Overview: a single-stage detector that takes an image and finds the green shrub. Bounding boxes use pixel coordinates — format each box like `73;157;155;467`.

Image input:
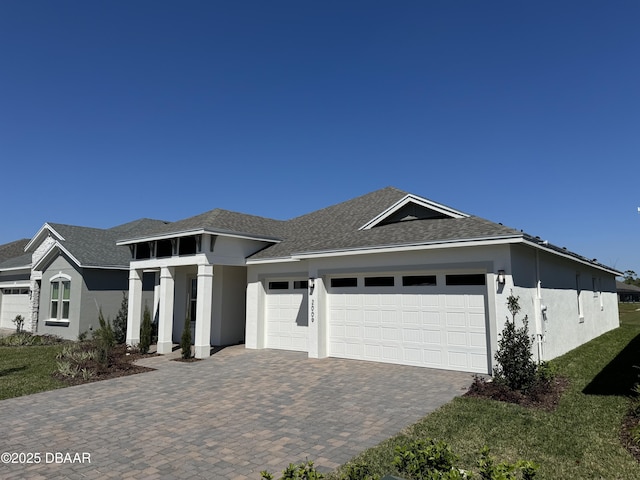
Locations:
113;292;128;345
92;308;115;365
0;332;64;346
12;314;25;333
261;460;324;480
393;438;461;479
493;293;538;392
181;312;192;359
340;463;380;480
477;447;538;480
139;304;152;354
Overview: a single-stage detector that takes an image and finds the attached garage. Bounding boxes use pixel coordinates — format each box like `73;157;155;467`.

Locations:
327;273;489;373
0;287;30;330
265;278;309;352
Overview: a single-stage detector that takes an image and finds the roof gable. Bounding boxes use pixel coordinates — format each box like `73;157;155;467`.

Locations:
360;194;468;230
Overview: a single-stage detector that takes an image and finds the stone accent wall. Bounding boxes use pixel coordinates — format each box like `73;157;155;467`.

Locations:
25;235;56;333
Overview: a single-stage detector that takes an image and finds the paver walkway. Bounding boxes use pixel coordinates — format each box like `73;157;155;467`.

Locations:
1;346;473;479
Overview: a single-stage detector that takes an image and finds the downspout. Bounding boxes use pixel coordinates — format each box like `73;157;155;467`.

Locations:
534;249;544;362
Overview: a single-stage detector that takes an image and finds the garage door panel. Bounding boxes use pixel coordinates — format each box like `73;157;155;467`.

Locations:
423;329;442;344
328;274;489;374
402;328;421;342
364;326;381;340
402;311;420;325
469;312;486;328
422;311;440;325
445;312;466;327
265;280;308;352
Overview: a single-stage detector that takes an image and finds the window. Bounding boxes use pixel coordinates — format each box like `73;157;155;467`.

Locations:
268;281;289;290
2;288;29;295
50;278;71;320
364;276;394;287
179;236;197;255
188;278;197;321
402;275;437;286
293;280;309;290
445;274;486;286
135;242;151;260
330;277;358;288
156;239;172;258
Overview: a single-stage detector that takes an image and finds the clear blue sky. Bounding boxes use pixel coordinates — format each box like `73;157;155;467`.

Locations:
1;1;638;275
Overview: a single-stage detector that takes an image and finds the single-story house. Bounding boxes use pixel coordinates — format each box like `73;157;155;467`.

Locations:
0;219;166;339
617;281;640;303
119;187;620;374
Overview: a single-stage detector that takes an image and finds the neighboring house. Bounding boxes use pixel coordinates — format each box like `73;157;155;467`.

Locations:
119;187;621;374
0;239;31;330
3;219;167;340
617;281;640;303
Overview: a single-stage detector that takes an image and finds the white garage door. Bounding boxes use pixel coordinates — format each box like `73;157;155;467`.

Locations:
328;273;489;373
265;279;309;352
1;288;30;330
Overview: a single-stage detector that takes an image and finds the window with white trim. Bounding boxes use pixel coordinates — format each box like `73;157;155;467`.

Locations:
50;278;71;320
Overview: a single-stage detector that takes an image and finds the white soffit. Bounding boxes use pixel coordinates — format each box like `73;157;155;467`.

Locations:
359;194;468;230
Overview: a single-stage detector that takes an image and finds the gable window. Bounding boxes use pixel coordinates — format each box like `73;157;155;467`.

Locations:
50;276;71;320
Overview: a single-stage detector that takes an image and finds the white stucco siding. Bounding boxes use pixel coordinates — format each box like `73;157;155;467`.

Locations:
509;245;619;361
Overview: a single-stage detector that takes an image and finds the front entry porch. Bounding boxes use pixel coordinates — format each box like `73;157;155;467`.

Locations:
125;262;247;359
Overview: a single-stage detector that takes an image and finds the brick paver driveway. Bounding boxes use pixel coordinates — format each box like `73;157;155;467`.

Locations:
1;346;473;479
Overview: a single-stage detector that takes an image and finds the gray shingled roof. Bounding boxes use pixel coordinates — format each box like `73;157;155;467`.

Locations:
0;239;29;263
617;281;640;294
249;187;521;259
116;209;287;243
43;219;169;268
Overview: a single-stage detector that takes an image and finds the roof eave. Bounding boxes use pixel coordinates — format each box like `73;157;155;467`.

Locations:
521;238;623;276
117;228;282;246
247;235;523;263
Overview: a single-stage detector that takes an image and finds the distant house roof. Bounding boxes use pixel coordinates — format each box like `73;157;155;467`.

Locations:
113;186;619;275
0;239;29;263
617;281;640;294
0;239;31;271
27;219;169;269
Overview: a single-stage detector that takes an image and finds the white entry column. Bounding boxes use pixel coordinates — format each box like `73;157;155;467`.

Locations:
157;266;175;354
194;264;214;358
125;268;143;346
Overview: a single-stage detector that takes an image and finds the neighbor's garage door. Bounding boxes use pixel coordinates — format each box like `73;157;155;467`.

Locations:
265;279;309;352
0;287;30;330
327;273;489;373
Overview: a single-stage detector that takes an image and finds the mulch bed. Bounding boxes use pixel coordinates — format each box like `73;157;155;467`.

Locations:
171;357;202;363
464;376;570;411
52;344;157;386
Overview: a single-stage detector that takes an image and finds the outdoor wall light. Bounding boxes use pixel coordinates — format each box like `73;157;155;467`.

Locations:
308;278;316;289
497;270;506;285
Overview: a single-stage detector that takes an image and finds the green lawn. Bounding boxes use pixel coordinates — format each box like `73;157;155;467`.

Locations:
330;303;640;479
0;344;66;400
